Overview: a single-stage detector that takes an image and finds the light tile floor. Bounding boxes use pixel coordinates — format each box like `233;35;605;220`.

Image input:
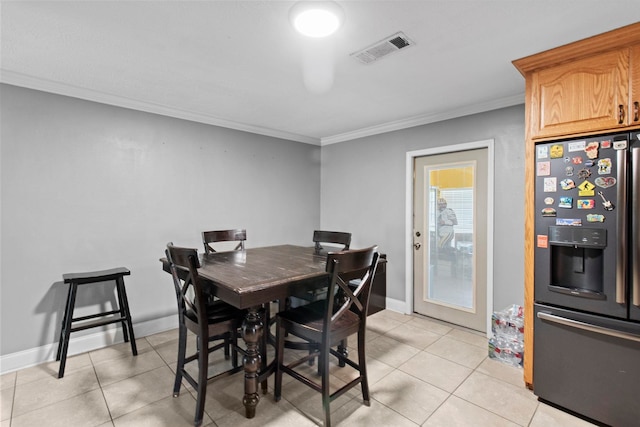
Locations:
0;310;598;427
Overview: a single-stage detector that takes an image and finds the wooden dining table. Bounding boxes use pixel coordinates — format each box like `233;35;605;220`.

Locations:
160;244;332;418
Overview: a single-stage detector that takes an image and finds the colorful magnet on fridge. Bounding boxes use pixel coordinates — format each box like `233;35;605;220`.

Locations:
586;214;605;223
597;158;612;175
568;141;586;152
572;157;583;164
537;162;551;176
565;166;574;176
537;145;549;159
595;177;616;188
578;180;596;196
556;218;582;226
598;191;615;211
613;140;628;150
577;168;592;179
584;160;594;167
600;140;611;149
564;157;571;163
537;235;549;248
577;199;596;209
544;177;557;192
558;197;573;208
541;208;557;217
550;144;564;158
544;197;555;205
560;179;576;190
585;142;599;159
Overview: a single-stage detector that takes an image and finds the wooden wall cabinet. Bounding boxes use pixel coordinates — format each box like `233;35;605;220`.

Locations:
513;22;640;388
530;48;631;138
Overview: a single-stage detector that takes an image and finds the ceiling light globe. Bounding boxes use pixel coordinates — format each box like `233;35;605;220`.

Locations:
290;2;344;38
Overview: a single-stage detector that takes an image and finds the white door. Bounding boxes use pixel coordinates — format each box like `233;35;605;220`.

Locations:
413;147;490;332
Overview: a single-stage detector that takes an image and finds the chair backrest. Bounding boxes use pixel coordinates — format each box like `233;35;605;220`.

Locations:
313;230;351;255
166;243;207;329
323;246;379;336
202;229;247;254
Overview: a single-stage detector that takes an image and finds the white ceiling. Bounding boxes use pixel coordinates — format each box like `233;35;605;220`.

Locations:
2;1;639;145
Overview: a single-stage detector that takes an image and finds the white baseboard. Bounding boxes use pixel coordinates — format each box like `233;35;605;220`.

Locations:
0;315;177;375
385;297;410;314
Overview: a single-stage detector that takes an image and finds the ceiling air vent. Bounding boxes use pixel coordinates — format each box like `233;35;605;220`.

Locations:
351;32;414;64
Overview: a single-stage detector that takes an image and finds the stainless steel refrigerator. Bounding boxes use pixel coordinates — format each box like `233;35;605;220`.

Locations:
533;131;640;426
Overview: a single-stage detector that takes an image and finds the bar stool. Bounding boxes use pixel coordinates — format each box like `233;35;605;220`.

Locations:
56;267;137;378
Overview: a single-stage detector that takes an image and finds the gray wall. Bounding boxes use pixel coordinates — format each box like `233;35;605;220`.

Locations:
320;105;526;311
0;84;321;356
1;84;526;363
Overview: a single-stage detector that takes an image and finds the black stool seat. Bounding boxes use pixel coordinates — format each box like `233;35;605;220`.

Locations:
56;267;137;378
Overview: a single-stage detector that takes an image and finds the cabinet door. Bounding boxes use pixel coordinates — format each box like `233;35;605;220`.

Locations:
530;49;630;139
631;44;640;125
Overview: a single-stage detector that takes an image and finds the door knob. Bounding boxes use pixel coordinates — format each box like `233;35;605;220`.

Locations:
414;243;421;250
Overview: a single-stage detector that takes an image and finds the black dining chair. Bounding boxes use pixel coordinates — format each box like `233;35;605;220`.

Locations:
202;229;246;254
313;230;351;255
166;243;245;427
274;246;379;427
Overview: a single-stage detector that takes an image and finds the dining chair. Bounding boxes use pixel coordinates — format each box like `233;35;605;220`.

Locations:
313;230;351;255
202;229;246;254
166;243;245;427
274;246;379;427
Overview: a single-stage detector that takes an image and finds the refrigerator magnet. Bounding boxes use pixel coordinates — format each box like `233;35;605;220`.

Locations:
595;177;616;188
541;208;557;217
578;180;596;196
587;214;605;223
537;145;549;159
537;162;551;176
597;191;615;211
544;197;554;205
565;166;574;176
568;140;586;152
544;177;557;192
600;140;611;149
560;179;575;190
597;158;612;174
559;197;573;208
577;199;596;209
585;142;599;159
550;144;564;158
556;218;582;226
537;235;549;248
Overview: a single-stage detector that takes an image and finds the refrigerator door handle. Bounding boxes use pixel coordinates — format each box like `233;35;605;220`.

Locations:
616;148;628;304
632;143;640;307
537;312;640;343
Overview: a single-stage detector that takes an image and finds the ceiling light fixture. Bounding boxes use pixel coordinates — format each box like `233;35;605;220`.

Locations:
289;1;344;38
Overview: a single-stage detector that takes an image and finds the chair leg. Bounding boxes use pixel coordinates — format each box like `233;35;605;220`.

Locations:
337;339;348;368
56;282;75;362
173;322;187;397
321;342;332;427
194;335;208;427
358;330;370;405
57;283;77;378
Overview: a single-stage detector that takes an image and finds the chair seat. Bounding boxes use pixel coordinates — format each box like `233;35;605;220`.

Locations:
278;300;360;339
185;300;243;325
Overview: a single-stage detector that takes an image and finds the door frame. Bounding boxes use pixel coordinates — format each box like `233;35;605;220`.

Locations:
405;139;495;336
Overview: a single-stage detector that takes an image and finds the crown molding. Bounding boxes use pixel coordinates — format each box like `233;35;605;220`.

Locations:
320;93;525;145
0;70;321;145
2;70;524;147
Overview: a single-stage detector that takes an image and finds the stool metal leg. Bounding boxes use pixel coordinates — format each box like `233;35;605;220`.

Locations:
116;275;137;355
57;282;78;378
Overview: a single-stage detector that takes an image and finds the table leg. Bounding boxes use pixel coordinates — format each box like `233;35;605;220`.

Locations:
241;306;263;418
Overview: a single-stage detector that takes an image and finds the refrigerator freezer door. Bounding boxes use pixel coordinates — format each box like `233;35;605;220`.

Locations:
534;304;640;426
631;134;640;321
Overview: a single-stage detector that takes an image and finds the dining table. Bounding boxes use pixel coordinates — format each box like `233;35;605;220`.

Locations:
160;244;332;418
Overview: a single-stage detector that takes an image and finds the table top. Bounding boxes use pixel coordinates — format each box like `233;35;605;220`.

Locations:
161;245;330;309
